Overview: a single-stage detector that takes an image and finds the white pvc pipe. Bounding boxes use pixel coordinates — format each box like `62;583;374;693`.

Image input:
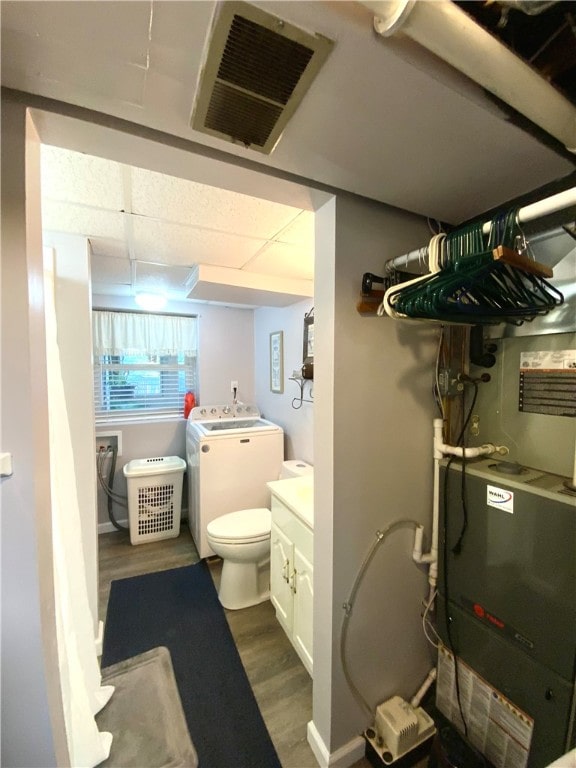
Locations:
518;188;576;228
439;443;507;458
410;667;437;709
386;187;576;273
434;417;508;459
413;419;508;592
362;0;576;152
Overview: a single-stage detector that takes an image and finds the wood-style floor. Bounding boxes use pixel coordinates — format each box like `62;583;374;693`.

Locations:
98;524;373;768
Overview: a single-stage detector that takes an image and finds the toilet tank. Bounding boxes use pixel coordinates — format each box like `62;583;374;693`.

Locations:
280;460;313;479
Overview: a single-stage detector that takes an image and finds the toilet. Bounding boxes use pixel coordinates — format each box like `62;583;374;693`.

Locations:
206;460;313;610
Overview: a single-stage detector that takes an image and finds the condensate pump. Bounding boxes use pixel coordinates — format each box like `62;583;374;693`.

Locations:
364;696;436;765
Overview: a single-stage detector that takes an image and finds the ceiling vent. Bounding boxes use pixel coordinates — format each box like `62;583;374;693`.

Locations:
192;2;334;153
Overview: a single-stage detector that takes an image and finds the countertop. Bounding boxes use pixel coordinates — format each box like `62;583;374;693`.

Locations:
267;476;314;529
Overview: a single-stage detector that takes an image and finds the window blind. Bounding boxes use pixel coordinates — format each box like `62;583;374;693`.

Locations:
92;311;198;423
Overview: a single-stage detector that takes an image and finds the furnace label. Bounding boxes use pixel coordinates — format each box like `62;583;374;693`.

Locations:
519;349;576;417
487;485;514;513
436;645;533;768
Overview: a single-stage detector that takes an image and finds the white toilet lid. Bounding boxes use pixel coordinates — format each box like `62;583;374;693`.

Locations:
207;508;271;541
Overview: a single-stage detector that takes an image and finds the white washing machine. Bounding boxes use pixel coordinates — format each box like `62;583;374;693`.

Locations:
186;404;284;558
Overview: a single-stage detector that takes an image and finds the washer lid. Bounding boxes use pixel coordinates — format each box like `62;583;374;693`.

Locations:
207;508;271;540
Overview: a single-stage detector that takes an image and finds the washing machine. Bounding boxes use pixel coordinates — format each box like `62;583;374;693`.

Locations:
186;404;284;558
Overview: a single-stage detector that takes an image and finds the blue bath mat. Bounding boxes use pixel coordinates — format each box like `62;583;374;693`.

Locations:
101;562;281;768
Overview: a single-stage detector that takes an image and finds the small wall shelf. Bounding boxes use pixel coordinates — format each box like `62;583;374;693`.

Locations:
289;375;314;410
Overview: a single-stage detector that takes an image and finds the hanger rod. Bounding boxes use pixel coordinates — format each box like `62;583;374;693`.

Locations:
386;187;576;273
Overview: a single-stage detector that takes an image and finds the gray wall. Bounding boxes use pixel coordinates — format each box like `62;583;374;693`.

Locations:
313;194;438;752
254;299;314;464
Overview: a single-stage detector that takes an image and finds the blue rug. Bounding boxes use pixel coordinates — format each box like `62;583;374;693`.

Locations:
101;562;281;768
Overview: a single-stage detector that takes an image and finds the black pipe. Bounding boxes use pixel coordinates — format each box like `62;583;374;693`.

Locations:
106;446;129;532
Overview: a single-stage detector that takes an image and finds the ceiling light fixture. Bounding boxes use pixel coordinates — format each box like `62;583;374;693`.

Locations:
134;292;167;311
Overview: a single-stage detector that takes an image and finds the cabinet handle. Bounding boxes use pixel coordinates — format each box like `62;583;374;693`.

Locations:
290;568;297;594
282;559;290;583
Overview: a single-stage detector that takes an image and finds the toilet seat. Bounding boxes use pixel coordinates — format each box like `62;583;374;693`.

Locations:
207;508;271;544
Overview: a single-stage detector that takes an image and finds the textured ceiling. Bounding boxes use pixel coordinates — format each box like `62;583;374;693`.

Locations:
41;145;314;305
4;1;575;305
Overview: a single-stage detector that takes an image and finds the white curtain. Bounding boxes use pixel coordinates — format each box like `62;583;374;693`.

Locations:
45;264;114;767
92;310;197;356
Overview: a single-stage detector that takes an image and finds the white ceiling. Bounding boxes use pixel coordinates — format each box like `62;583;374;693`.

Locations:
40;145;315;306
2;0;575;306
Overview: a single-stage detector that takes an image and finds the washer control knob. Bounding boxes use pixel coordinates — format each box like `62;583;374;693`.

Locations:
236;406;243;413
223;406;231;414
200;408;206;416
210;407;217;415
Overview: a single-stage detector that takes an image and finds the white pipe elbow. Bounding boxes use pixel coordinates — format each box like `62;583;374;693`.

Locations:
440;442;500;458
412;525;424;561
362;0;415;36
433;416;508;459
412;526;435;565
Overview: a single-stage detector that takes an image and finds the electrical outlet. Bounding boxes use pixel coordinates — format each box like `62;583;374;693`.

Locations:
231;380;238;392
95;431;122;456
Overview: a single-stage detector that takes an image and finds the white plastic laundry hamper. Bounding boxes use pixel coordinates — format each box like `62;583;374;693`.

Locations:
123;456;186;545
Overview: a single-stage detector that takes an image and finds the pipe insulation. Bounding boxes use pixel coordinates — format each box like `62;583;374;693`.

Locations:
385;187;576;274
362;0;576;152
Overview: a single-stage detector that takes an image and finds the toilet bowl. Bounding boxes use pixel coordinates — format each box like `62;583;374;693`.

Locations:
207;460;313;610
207;508;271;610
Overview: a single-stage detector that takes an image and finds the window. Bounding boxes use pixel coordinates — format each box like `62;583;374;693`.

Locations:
92;310;198;423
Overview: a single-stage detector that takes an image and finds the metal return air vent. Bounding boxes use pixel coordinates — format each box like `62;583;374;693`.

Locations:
192;2;333;153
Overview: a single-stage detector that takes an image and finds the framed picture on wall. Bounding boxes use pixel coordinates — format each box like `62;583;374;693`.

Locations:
302;308;314;380
270;331;284;394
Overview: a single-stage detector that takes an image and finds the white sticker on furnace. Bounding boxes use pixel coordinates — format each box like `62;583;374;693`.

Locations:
487;485;514;514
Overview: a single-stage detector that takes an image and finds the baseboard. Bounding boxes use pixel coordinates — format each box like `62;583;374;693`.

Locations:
307;720;366;768
98;519;129;534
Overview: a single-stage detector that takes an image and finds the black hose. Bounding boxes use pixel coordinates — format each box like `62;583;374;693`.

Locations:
98;446;129;532
340;519;420;718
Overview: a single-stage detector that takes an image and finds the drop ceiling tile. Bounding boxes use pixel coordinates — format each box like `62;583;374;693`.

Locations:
42;200;126;240
41;146;124;209
89;237;129;261
244;241;314;280
132;217;267;268
90;254;131;284
130;166;303;239
134;261;196;294
275;210;315;246
92;282;132;298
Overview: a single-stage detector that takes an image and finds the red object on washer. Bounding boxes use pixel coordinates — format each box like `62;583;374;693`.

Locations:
184;391;196;418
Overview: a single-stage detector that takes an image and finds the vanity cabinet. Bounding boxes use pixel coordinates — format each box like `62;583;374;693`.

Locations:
270;494;313;676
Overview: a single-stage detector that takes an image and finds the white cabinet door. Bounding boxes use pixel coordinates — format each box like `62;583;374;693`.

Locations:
293;548;313;676
270;522;293;634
